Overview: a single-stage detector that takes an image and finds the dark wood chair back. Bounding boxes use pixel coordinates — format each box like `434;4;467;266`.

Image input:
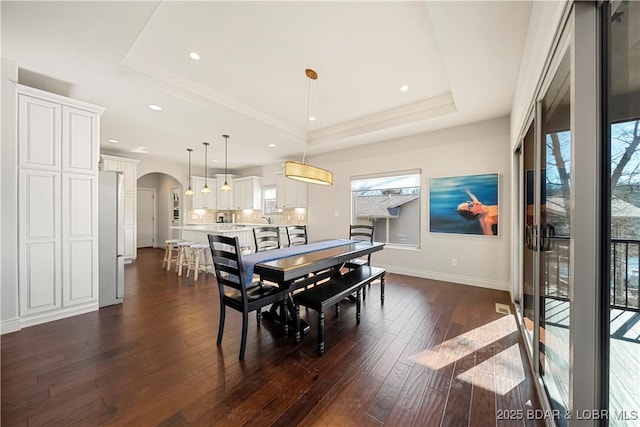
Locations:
349;224;374;243
209;234;247;294
253;226;281;252
286;225;307;247
208;233;287;360
347;224;375;267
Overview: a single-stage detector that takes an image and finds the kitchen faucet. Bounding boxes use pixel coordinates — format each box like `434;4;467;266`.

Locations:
261;216;271;224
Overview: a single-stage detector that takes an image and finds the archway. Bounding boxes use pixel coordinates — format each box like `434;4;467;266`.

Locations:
137;172;183;248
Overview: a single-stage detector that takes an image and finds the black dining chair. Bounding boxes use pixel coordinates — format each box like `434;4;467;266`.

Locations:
253;226;281;252
286;225;307;247
208;234;288;360
345;224;375;269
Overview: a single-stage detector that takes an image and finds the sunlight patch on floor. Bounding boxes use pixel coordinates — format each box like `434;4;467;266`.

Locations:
410;315;518;371
456;344;525;395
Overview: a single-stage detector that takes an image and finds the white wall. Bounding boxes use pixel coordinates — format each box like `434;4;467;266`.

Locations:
306;116;512;291
1;57;20;333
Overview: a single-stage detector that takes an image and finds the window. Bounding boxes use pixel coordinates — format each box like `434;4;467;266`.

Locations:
351;171;421;247
263;186;282;215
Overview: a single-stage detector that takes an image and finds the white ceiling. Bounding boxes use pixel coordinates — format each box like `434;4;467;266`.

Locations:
2;1;532;172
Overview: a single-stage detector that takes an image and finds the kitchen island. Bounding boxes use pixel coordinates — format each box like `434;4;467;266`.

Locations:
170;225;254;252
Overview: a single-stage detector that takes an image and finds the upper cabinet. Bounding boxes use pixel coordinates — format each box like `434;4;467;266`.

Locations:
100;154;139;261
276;174;307;208
62;106;100;174
190;176;216;209
216;174;236;210
232;176;262;210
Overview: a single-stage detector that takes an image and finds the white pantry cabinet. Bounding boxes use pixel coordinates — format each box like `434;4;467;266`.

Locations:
276;174;307;208
232;176;262;210
100;155;139;261
17;84;104;327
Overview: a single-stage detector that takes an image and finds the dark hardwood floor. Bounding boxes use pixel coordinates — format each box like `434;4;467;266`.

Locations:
1;248;543;426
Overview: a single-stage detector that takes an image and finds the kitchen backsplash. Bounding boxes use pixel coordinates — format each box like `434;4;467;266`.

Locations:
188;208;306;225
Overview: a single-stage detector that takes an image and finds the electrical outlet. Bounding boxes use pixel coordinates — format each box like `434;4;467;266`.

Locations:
451;258;458;267
334;211;340;217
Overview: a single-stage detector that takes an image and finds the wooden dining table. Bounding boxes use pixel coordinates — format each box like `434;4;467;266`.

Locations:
247;240;386;333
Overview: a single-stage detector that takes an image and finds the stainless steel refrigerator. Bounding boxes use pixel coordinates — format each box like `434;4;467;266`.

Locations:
98;170;125;307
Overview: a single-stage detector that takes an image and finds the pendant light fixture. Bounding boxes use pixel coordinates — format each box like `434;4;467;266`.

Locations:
284;68;333;186
220;134;231;191
185;148;195;195
201;142;212;193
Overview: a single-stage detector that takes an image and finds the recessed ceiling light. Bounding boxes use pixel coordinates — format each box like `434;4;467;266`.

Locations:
130;146;148;153
211;159;219;163
400;85;409;92
107;139;119;143
308;116;316;121
268;144;277;148
148;104;162;111
189;52;200;61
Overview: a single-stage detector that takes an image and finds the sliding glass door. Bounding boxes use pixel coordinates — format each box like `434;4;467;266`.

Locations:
518;33;573;426
539;47;572;424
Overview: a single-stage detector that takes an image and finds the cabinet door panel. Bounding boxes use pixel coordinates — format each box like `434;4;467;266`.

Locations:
62;174;97;306
64;174;95;237
121;162;137;193
22;170;60;240
296;181;307;208
276;175;286;208
124;194;136;227
63;106;97;173
63;240;96;305
19;95;61;170
124;227;135;258
102;159;121;172
21;243;61;314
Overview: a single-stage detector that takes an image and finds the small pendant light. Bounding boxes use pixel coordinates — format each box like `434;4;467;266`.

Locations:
220;134;231;191
185;148;195;195
202;142;211;193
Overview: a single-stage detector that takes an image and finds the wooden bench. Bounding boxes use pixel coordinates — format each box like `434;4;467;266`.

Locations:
293;265;386;355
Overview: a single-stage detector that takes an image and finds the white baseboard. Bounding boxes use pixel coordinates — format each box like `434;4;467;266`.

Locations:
1;317;22;335
19;303;99;329
377;264;511;292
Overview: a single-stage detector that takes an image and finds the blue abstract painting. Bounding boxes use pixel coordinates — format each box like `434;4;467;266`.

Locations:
429;173;499;236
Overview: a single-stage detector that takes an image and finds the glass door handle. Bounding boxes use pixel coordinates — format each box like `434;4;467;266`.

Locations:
540;224;555;252
526;225;538;251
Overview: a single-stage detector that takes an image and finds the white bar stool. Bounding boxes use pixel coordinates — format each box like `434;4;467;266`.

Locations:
175;241;195;277
162;239;182;271
187;243;212;281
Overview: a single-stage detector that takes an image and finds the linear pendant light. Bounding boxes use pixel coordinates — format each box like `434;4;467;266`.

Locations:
220;134;231;191
284;68;333;186
201;142;211;193
185;148;195;195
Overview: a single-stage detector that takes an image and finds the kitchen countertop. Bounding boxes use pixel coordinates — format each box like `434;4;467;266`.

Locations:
181;223;305;228
170;225;251;233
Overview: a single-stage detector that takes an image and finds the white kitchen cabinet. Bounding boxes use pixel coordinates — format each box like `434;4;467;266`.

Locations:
216;174;236;210
100;155;139;261
190;176;216;209
232;176;262;210
18;94;61;171
17;84;104;327
19;169;62;316
62;106;99;174
62;173;98;307
276;174;307;208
